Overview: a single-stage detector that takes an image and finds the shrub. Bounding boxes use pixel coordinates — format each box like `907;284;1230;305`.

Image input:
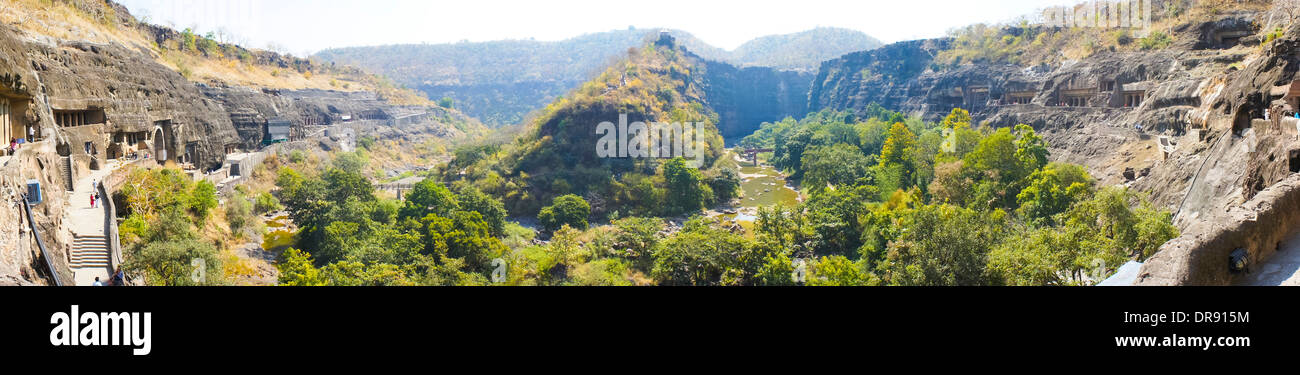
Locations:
254;192;282;214
1139;31;1172;50
226;193;253;232
538;194;590;232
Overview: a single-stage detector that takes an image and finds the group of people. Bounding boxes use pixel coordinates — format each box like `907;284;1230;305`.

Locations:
89;179;102;208
7;127;37;156
91;266;127;286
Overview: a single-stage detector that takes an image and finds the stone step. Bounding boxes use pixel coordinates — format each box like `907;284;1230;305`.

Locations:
70;262;110;269
71;248;109;254
70;248;109;255
70;248;109;254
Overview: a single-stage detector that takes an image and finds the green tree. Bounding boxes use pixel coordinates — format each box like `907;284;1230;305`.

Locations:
878;204;1000;286
941;108;972;129
1013;124;1049;173
226;191;254;232
538;194;591;232
803;187;869;258
189;180;218;222
878;122;918;192
662;157;710;215
454;185;507;237
651;222;753;286
801;143;872;190
1016;162;1093;224
401;179;459;219
332;151;368;175
123;208;222;286
987;227;1064;285
323;167;375;203
880;122;916;167
808;255;875;286
706;167;741;204
254;192;282;214
277;248;326;286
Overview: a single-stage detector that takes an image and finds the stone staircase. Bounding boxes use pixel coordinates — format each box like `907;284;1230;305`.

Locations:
69;233;111;270
61;156;73;190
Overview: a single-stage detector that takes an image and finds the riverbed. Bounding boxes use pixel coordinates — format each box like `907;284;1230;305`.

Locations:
711;155;801;235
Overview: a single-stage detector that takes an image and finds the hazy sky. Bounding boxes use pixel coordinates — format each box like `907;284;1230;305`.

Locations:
116;0;1083;56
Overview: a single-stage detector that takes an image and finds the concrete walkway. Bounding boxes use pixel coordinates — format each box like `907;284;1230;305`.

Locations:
1237;232;1300;286
64;160;124;286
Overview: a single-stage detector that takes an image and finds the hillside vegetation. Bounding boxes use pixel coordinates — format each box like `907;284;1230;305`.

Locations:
434;37;737;218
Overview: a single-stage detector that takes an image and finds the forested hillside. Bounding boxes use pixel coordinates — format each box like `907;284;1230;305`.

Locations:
433;35;734;217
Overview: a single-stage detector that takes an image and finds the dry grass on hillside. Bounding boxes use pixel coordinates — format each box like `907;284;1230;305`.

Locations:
0;0;431;105
936;0;1278;68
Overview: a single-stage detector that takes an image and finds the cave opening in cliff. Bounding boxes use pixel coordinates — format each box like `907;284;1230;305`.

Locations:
1;93;32;145
1005;92;1034;105
1062;94;1088;107
966;86;990;107
1;97;12;146
151;120;173;163
1290;149;1300;173
1123;91;1145;107
183;141;200;168
52;108;105;127
110;131;146;159
1233;104;1254;134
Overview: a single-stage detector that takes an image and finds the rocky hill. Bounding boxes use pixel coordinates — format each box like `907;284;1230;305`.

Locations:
443;34;811;215
314;28;878;126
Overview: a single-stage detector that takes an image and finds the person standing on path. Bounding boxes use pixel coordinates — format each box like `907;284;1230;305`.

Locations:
92;277;104;286
90;192;96;208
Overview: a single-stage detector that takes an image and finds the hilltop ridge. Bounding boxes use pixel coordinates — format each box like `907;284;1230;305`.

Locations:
314;27;880;126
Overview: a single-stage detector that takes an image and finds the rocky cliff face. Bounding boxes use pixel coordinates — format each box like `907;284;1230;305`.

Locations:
0;24;240;170
807;10;1300;285
200;85;471;150
697;60;812;140
0;21;243;285
808;14;1273;197
1136;18;1300;285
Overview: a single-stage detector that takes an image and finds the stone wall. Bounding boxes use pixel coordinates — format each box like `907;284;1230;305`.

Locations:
1137;172;1300;285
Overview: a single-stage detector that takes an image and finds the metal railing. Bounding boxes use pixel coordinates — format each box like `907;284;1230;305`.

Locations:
20;193;63;286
